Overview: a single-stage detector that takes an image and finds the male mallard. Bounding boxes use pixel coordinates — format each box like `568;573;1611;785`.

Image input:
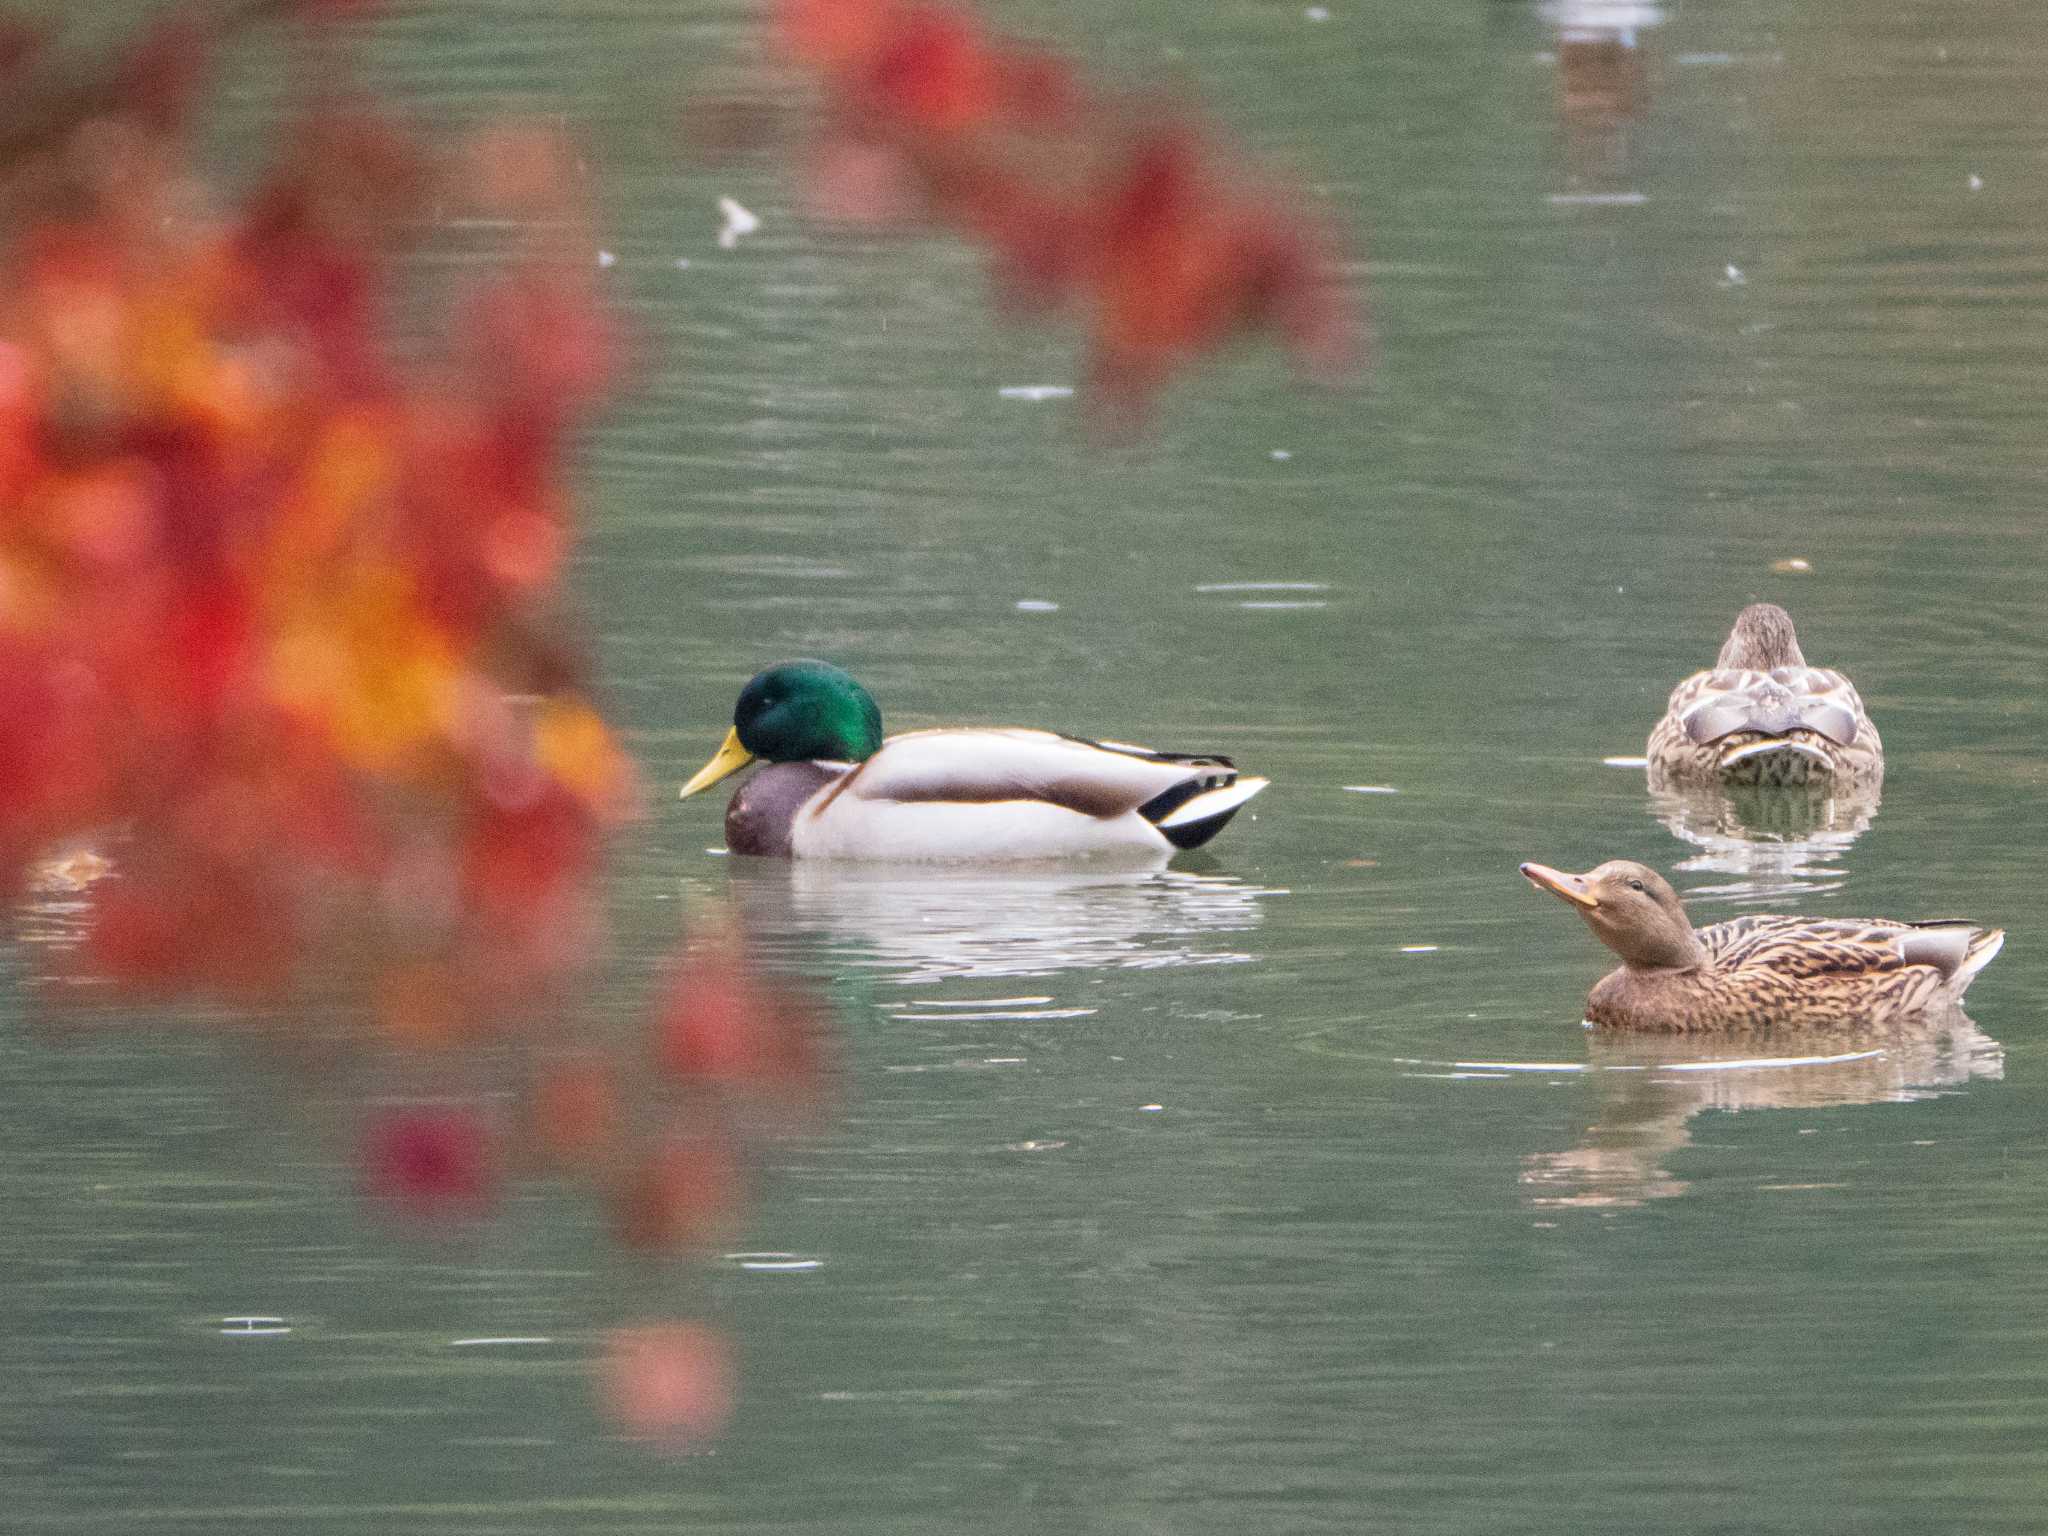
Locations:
1645;603;1882;789
1519;859;2002;1031
679;660;1268;861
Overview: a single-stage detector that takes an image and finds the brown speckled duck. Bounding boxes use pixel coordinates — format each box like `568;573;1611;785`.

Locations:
1646;603;1882;790
1519;859;2002;1032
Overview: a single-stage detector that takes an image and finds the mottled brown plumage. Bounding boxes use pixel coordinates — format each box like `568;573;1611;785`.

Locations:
1646;604;1882;790
1519;859;2002;1032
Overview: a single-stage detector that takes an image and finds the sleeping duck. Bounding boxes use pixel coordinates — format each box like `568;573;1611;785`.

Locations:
679;660;1268;861
1519;858;2002;1031
1646;603;1882;789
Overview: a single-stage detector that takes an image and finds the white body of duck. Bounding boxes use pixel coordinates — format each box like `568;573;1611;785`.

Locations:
727;729;1267;862
682;663;1269;863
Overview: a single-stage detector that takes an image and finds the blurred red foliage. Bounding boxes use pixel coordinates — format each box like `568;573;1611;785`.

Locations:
601;1322;737;1447
772;0;1359;421
0;0;1355;1447
0;3;638;1025
363;1103;499;1219
655;914;826;1095
0;2;824;1444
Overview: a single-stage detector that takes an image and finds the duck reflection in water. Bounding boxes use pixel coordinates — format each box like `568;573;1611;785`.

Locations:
721;856;1278;988
1543;0;1663;178
1649;780;1881;904
1520;1016;2003;1208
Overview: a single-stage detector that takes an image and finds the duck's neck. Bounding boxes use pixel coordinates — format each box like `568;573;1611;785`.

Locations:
1618;926;1709;973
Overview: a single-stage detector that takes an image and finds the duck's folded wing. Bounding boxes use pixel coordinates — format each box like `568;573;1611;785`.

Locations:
1706;915;1982;978
1680;667;1864;746
839;729;1232;817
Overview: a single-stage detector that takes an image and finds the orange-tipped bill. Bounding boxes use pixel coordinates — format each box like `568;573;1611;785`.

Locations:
680;727;756;800
1520;862;1600;909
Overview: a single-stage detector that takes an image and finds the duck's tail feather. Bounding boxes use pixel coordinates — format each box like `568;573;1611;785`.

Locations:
1954;927;2006;993
1716;739;1834;787
1148;777;1269;851
1897;922;2005;992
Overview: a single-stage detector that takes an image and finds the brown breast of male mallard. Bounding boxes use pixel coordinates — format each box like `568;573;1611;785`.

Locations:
724;761;846;857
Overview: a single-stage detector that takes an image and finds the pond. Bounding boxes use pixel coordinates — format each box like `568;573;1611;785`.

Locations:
6;0;2048;1530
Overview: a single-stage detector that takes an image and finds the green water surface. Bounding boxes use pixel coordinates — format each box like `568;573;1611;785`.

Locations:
5;1;2048;1531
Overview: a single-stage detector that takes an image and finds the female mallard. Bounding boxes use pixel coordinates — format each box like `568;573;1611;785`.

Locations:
678;660;1268;861
1519;859;2002;1031
1646;603;1882;789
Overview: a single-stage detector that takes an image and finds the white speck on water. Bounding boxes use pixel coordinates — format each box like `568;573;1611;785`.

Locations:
221;1316;291;1337
1661;1049;1885;1073
1304;6;1331;20
1005;1139;1068;1152
887;1008;1095;1022
929;1011;1097;1024
1556;1;1668;26
1722;263;1746;285
1772;556;1813;573
1197;581;1329;592
1238;600;1328;610
674;257;692;270
1400;944;1440;953
450;1336;555;1347
727;1252;824;1272
1015;599;1059;612
1602;755;1650;768
1547;191;1648;207
998;384;1074;401
1139;1103;1164;1113
1968;173;1984;191
1270;448;1293;460
595;249;616;268
717;196;760;249
1343;784;1399;794
901;996;1054;1008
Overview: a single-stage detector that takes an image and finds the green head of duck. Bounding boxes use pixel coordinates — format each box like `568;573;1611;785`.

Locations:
681;660;886;798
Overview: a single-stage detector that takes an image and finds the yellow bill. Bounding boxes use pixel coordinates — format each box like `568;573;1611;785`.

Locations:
679;726;756;799
1519;862;1600;909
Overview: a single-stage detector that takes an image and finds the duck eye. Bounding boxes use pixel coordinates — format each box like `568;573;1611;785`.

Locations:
1626;879;1646;893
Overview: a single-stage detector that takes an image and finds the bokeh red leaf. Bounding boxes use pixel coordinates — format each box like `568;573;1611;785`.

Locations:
362;1104;498;1220
600;1322;737;1448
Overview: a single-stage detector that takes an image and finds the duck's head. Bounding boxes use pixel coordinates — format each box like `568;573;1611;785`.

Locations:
680;660;885;799
1715;602;1806;671
1518;859;1706;970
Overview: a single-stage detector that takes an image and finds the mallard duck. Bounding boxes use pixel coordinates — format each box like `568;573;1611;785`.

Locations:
678;660;1269;861
1646;603;1882;789
1519;859;2002;1031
